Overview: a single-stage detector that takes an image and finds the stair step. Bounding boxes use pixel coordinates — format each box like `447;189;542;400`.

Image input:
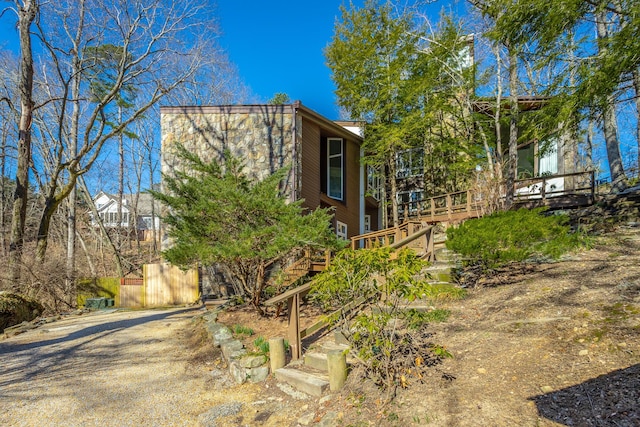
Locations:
304;342;354;372
274;367;329;397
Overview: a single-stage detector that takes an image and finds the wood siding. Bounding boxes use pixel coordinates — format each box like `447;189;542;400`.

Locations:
298;114;363;238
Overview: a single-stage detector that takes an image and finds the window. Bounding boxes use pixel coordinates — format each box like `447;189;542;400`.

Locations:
538;138;558;176
327;138;344;200
396;148;424;178
397;190;425;216
367;165;382;200
364;215;371;233
336;221;348;240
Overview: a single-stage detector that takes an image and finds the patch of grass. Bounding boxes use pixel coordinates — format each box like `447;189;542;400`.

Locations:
404;308;451;329
232;324;255;337
602;303;639;322
252;336;269;355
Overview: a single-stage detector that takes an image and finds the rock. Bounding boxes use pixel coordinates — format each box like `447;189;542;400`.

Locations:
317;411;340;427
579;349;589;356
239;354;267;368
229;361;248;384
297;412;315;426
248;366;269;383
220;340;243;359
540;385;554;393
0;292;44;333
477;368;487;374
212;326;233;346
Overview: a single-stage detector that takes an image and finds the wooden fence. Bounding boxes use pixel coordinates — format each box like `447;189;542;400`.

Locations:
118;264;199;308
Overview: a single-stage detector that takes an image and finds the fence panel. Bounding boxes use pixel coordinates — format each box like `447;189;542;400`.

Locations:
143;263;199;307
120;278;144;308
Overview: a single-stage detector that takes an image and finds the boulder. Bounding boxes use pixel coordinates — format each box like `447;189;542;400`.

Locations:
0;292;45;333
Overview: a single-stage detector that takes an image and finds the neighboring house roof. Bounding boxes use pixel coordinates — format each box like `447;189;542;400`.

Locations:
92;191;157;216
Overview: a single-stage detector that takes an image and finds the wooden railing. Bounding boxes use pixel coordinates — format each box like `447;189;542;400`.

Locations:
398;189;483;223
265;224;436;360
514;170;595;207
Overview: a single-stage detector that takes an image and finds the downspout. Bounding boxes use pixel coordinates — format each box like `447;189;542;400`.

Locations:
359;146;365;246
291;101;300;202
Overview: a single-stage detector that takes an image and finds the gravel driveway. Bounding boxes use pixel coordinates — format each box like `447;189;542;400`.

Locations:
0;308;222;427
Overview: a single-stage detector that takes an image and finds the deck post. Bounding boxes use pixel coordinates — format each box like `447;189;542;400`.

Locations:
287;293;301;360
430;198;435;222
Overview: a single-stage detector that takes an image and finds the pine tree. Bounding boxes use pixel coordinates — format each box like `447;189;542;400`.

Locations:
150;146;341;313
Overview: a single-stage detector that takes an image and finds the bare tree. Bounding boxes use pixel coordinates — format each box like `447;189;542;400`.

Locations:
6;0;38;289
27;0;226;266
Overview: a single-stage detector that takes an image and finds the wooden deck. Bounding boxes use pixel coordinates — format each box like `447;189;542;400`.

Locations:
513;171;595;210
398;189;483;224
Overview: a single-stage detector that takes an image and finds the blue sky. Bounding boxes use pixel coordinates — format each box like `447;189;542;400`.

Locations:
0;1;461;119
215;0;462;119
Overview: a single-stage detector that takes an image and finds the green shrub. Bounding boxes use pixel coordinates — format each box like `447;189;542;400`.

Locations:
310;247;463;391
446;208;589;270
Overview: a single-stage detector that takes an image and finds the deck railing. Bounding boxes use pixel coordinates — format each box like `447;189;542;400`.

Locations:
398;189;483;223
514;170;595;205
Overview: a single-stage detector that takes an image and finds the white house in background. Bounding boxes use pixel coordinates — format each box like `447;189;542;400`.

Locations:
91;191;160;240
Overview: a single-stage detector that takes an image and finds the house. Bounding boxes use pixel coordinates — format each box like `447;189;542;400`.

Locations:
472;96;594;208
91;191;160;240
160;102;379;239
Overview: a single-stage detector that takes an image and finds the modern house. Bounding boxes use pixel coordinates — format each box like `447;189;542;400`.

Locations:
160;102;379;239
91;191;160;240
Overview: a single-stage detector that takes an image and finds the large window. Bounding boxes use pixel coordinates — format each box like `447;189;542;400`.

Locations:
327;138;344;200
396;148;424;178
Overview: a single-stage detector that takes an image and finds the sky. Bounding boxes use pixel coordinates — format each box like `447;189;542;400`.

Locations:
0;0;462;120
215;0;462;119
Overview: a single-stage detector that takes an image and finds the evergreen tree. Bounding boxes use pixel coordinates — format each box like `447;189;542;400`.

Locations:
150;147;341;313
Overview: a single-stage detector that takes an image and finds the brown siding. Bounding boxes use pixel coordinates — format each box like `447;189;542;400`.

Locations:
300;118;321;209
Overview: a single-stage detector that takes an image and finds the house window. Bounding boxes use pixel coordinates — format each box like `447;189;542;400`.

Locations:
367;165;382;200
336;221;348;240
364;215;371;233
397;190;425;216
396;148;424;178
538;138;558;176
327;138;344;200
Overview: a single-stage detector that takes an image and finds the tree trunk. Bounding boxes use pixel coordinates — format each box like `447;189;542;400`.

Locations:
9;0;38;290
633;69;640;172
65;5;84;302
388;155;399;226
596;12;627;192
505;45;519;209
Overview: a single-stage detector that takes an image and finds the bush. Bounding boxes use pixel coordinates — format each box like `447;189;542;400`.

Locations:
310;247;463;392
446;208;589;270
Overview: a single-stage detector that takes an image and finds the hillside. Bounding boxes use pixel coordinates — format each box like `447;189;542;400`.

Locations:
209;225;639;426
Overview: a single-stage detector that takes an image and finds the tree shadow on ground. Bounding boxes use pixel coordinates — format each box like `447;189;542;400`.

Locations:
530;364;640;426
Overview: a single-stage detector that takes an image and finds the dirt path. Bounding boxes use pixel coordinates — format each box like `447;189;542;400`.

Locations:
0;308;226;427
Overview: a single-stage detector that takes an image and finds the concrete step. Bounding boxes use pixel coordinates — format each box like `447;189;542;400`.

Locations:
304;342;353;372
274;367;329;397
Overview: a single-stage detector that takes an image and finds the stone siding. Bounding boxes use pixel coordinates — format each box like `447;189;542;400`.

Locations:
161;106;296;197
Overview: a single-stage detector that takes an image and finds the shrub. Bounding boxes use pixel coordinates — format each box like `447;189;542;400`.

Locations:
310;247;463;392
446;208;589;270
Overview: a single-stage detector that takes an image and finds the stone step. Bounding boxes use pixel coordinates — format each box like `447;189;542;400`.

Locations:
304;342;353;372
274;367;330;397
